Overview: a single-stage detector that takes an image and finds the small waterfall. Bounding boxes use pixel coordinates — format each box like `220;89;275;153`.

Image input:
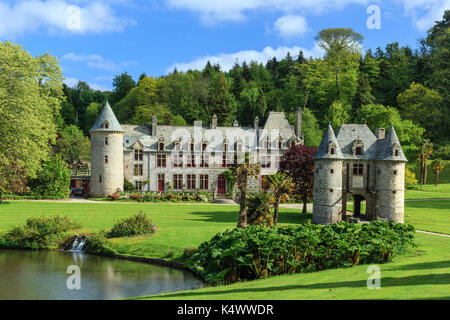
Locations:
69;236;87;252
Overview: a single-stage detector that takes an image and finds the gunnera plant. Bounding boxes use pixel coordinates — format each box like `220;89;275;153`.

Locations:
106;211;156;238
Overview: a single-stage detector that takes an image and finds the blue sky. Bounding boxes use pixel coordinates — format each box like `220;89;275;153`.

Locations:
0;0;448;91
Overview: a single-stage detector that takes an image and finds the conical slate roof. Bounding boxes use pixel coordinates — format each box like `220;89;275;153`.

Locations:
376;126;407;161
90;101;124;133
314;124;344;159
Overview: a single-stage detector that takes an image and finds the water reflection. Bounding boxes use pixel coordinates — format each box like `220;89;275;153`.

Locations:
0;249;202;300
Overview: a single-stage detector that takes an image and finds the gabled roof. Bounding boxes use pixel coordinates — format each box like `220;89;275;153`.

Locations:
376;126;407;161
90;101;124;133
335;124;378;160
314;124;344;159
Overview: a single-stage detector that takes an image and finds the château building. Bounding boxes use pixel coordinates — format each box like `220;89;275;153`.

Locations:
89;102;304;197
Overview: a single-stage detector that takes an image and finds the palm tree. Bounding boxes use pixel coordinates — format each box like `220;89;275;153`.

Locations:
265;173;294;225
419;139;433;185
232;154;261;228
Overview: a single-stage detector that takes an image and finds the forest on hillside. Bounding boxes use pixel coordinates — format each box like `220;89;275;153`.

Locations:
59;12;449;162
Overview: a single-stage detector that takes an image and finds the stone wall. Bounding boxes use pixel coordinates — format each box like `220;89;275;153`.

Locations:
312;159;343;224
90;131;124;197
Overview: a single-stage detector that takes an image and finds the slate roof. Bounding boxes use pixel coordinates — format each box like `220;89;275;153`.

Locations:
336;124;378;160
376;126;407;161
90;101;124;133
314;123;407;162
314;124;344;159
121;111;297;152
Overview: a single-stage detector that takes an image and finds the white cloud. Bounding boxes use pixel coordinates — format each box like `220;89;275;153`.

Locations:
165;0;368;23
166;44;324;73
398;0;449;31
64;77;111;91
274;15;309;37
0;0;133;37
62;52;137;71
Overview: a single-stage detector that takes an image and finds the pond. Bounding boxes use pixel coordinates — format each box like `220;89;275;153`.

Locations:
0;249;202;300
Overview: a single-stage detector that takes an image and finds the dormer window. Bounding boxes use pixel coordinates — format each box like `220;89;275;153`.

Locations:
158;142;165;151
103;121;109;129
392;143;401;157
352;139;364;156
174;142;181;151
328;142;337;156
395;150;399;157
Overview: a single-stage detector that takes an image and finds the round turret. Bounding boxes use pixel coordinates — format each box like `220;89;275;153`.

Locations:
375;161;405;222
313;159;343;224
89;102;124;197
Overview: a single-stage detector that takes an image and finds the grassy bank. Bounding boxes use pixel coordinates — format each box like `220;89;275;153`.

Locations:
133;233;450;300
405;183;450;200
0;197;448;300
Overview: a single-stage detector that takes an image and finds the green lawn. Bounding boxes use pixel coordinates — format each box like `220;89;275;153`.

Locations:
405;183;450;200
133;233;450;300
404;200;450;235
0;199;448;300
0;202;303;260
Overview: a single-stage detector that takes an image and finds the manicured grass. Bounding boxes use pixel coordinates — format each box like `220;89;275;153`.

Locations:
405;183;450;200
404;200;450;235
0;202;304;261
0;199;448;300
133;233;450;300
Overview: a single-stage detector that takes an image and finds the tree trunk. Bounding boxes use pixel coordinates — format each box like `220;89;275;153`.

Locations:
302;196;308;214
335;68;340;101
419;155;424;185
273;198;280;225
237;189;247;228
435;173;439;186
423;160;428;184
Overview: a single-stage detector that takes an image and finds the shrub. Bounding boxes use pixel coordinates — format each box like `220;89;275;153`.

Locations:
0;215;81;249
405;168;419;189
130;193;143;202
186;221;415;284
108;193;120;200
124;178;135;191
247;193;273;227
107;211;156;238
27;155;70;199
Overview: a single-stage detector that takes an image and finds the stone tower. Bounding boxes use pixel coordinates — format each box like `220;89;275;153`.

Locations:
89;101;124;197
375;126;406;223
312;123;407;224
312;124;344;224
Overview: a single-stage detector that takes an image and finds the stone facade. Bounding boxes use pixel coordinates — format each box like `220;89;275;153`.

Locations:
312;124;407;224
90;102;303;197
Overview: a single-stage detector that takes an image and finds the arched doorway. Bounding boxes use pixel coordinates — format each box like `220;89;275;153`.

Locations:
353;194;366;217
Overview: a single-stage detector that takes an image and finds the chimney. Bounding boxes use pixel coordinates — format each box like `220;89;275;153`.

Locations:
254;116;259;132
375;128;385;140
296;108;302;138
152;115;157;136
211;115;217;129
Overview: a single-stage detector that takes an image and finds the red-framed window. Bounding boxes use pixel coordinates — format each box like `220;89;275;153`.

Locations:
187;174;196;190
173;174;183;190
200;174;209;190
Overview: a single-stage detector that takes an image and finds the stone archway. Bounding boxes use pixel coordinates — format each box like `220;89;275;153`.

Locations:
353;194;366;217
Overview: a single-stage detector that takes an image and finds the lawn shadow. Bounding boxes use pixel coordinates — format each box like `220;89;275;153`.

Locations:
185;209;311;225
405;200;450;209
138;273;450;299
383;260;450;271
